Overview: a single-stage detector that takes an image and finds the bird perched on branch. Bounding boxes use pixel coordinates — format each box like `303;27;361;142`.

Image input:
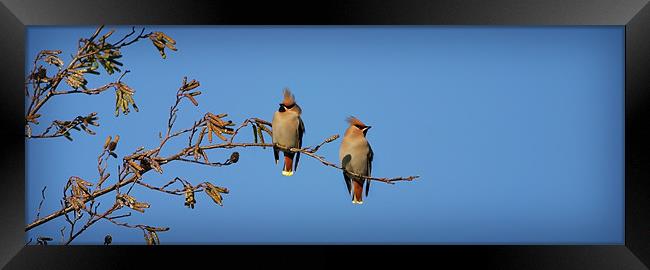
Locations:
272;88;305;176
339;116;373;204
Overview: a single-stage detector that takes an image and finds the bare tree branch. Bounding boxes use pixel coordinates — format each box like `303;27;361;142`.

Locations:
26;77;419;240
25;28;419;245
25;25;176;140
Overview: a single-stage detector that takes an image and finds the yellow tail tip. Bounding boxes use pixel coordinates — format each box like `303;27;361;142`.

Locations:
352;200;364;204
282;170;294;176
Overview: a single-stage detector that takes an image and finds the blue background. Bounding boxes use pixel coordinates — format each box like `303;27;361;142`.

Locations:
25;26;624;244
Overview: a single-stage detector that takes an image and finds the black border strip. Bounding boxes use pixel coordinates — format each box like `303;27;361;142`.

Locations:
1;0;649;269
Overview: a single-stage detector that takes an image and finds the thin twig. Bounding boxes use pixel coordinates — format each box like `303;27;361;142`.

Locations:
34;186;47;221
64;203;119;245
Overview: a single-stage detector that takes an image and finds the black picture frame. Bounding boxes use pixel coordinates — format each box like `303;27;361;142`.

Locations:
1;0;649;269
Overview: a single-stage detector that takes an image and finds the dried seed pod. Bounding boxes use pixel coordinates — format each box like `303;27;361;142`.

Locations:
101;29;115;40
147;226;170;232
200;149;210;163
325;134;340;143
197;126;206;146
184;94;199;106
258;123;272;136
108;135;120;151
104;136;112;150
132;202;151;213
127;160;143;172
184;184;196;209
208;113;227;126
37;237;53;246
41;49;62;55
149;158;163;174
207;190;222;206
144;231;153;245
181;80;200;91
159;32;176;45
215;129;227;141
150;231;160;245
104;235;112;245
80;124;96;135
193;148;200;162
153;39;165;49
207;122;214;143
203;182;228;206
44;55;63;67
117;193;149;213
257;125;265;148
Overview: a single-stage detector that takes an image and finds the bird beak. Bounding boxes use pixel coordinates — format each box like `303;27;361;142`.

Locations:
366;126;372;130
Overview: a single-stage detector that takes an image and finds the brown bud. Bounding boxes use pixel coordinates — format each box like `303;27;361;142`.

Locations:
229;152;239;164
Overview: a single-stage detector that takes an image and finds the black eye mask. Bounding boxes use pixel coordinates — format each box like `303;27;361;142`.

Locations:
278;103;295;111
355;125;372;134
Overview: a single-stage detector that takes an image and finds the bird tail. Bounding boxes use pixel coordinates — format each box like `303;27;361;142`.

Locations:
352;180;364;204
282;153;294;176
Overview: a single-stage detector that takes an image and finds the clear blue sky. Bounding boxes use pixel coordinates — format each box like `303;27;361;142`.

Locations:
25;26;624;244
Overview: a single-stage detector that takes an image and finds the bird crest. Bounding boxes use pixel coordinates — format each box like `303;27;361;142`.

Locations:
346;116;367;128
282;88;295;106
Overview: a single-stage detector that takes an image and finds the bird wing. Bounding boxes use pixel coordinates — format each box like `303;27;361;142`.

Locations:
343;171;352;195
273;146;279;164
366;143;373;196
294;117;305;171
272;111;279;164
